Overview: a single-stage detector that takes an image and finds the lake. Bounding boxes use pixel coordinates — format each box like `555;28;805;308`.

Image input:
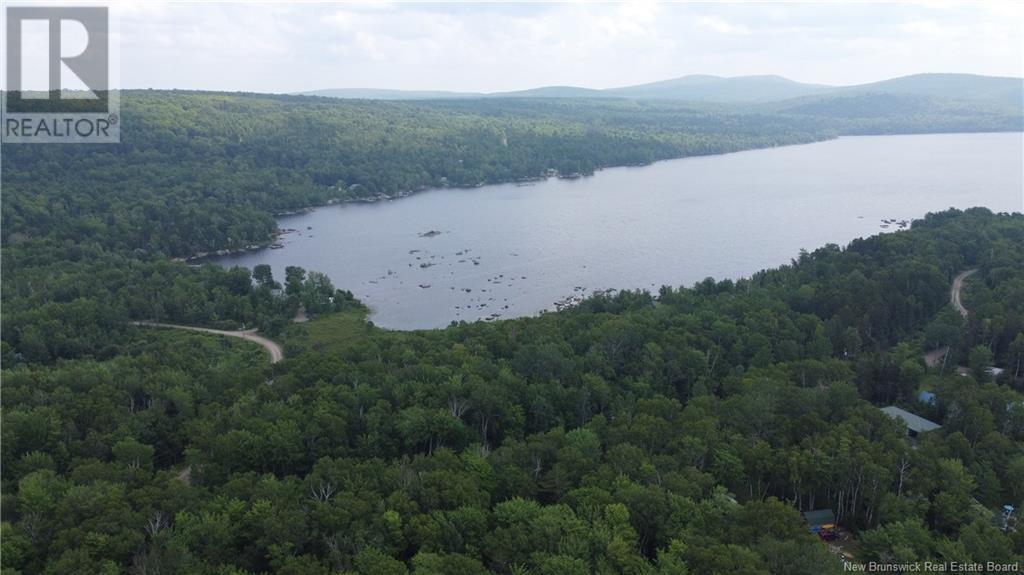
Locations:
208;132;1024;329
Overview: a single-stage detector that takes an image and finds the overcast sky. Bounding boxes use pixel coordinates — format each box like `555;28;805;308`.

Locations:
60;1;1024;93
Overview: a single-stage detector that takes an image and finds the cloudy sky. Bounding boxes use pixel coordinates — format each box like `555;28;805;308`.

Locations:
60;1;1024;92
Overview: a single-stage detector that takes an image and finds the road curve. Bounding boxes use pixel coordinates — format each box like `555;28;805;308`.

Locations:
133;321;283;363
951;269;977;318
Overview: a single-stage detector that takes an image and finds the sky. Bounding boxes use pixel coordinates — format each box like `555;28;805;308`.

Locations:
10;0;1024;93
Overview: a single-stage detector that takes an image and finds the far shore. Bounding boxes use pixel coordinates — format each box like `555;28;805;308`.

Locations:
180;130;1019;266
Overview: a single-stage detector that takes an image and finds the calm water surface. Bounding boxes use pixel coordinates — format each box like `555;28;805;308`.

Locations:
209;133;1024;329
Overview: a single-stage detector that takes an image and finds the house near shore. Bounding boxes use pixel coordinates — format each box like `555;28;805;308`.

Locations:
804;509;836;530
881;406;941;438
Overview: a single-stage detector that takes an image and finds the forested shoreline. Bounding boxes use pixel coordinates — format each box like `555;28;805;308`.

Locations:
2;91;1023;574
4;91;1021;259
3;207;1024;574
3;90;1020;366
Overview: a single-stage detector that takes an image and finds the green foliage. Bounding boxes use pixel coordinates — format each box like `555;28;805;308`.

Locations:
2;88;1022;573
1;92;843;259
3;210;1023;573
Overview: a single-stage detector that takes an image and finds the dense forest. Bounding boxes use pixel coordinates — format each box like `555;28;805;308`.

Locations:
4;91;1020;258
3;91;1019;365
2;90;1023;573
3;208;1023;574
2;92;838;258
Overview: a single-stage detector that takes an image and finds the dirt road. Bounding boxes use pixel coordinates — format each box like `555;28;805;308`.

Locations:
951;269;977;318
133;321;283;363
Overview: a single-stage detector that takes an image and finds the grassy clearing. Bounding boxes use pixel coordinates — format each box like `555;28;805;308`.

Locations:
280;306;374;356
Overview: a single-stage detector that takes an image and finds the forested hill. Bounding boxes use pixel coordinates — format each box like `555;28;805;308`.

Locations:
3;209;1023;574
1;91;833;258
845;73;1024;109
305;73;1024;106
3;90;1020;259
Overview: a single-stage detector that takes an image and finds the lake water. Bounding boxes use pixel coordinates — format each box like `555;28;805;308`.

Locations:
209;133;1024;329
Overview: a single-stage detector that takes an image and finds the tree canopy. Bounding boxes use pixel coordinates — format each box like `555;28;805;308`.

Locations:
2;91;1022;573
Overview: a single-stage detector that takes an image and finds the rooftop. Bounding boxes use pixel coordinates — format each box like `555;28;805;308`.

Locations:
803;509;837;528
881;406;941;433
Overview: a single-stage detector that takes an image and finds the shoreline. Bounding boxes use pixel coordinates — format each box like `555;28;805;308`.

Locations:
179;130;1019;265
180;133;840;263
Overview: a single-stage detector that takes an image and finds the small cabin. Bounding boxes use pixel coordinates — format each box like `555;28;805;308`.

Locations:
881;406;941;438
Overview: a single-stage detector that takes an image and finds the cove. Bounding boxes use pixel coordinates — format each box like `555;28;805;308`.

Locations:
206;132;1024;329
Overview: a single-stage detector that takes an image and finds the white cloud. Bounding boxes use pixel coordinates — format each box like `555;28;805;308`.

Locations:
697;15;750;36
103;1;1022;93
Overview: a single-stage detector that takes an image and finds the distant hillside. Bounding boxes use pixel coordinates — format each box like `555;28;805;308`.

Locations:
488;85;607;98
844;73;1023;108
302;88;481;100
774;92;946;118
604;74;832;102
301;73;1024;108
298;73;1023;137
768;91;1024;134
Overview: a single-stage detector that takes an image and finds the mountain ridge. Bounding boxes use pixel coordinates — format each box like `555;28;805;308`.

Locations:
300;73;1024;106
